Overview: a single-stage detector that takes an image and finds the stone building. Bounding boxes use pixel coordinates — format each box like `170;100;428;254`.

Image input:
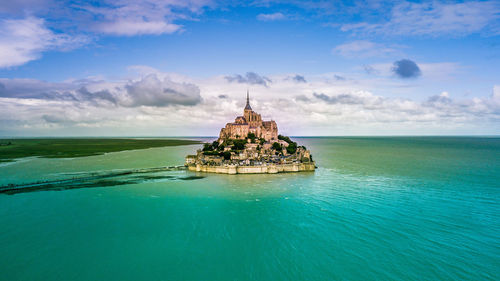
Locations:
218;91;278;142
185;92;316;174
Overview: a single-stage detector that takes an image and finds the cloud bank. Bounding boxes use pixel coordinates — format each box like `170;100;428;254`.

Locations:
0;69;498;136
0;74;201;108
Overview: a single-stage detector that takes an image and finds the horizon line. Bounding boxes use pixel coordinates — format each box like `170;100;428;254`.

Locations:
1;135;499;139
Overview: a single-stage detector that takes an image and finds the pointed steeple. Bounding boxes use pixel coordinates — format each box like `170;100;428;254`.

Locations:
244;89;252;110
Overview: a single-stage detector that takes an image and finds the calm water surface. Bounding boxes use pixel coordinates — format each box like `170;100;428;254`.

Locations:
0;137;498;280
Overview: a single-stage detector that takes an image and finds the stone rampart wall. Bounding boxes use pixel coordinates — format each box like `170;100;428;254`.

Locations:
187;163;315;174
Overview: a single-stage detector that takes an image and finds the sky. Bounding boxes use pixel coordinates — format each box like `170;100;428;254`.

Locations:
0;0;499;136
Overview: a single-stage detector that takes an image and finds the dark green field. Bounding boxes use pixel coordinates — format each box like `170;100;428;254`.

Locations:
0;138;201;163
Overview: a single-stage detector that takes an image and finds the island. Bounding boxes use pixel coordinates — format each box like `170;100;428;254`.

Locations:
185;91;315;174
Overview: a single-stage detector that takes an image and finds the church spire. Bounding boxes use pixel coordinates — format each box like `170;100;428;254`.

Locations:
244;89;252;110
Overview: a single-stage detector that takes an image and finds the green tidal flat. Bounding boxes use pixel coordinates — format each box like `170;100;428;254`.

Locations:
0;137;499;280
0;138;201;163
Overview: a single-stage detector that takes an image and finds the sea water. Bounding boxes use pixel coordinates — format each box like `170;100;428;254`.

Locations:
0;137;498;280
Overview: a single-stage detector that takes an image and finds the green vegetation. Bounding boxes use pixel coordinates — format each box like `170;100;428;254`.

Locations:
202;150;232;160
278;134;298;154
202;151;219;156
286;142;298;154
247;132;256;143
211;141;219;150
201;134;304;162
203;141;220;152
232;139;247;150
222;151;231;160
0;138;201;163
221;139;232;146
272;142;282;151
278;135;293;144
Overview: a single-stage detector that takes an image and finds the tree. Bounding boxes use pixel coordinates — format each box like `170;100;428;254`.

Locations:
247;132;256;141
272;142;282;151
286;142;297;154
203;143;212;151
278;135;292;144
211;141;219;150
232;139;246;150
222;151;231;160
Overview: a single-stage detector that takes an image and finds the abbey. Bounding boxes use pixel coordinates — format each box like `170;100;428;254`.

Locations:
185;91;315;174
218;91;278;142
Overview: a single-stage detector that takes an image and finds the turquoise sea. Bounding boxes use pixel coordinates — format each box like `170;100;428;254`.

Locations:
0;137;498;280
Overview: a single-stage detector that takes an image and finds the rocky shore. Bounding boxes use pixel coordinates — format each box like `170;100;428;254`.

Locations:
185;134;315;174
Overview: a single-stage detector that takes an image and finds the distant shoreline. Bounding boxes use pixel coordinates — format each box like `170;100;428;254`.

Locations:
1;135;498;139
0;138;202;163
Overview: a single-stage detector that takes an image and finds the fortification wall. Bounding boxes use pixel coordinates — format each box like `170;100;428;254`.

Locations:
187;163;315;174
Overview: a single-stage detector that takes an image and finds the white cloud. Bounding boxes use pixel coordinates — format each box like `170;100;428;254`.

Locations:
494;85;500;100
0;17;88;68
341;1;500;37
95;20;182;36
492;85;500;109
79;0;214;36
257;12;286;21
0;69;499;136
122;74;201;106
333;40;402;58
0;0;215;68
225;72;271;87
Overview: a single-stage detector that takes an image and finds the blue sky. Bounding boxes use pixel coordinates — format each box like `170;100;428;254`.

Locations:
0;0;499;136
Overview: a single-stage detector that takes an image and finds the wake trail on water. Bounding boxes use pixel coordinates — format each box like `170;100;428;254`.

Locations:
0;165;205;195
